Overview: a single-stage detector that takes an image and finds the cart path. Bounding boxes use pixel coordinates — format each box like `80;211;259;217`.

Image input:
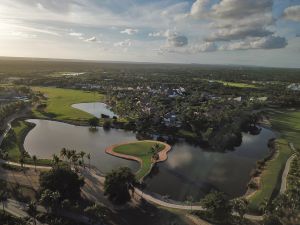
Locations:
280;142;297;194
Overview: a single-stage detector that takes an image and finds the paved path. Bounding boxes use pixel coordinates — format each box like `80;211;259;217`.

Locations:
280;142;297;194
0;159;52;170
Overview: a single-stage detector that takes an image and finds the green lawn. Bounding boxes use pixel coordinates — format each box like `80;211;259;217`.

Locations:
1;120;52;166
206;80;258;88
32;87;105;121
113;141;164;180
248;108;300;212
269;109;300;150
248;139;293;212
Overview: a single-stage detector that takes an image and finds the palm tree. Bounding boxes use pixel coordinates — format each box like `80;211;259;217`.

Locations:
0;191;7;213
60;148;67;161
86;153;91;169
32;155;37;172
71;154;79;169
19;155;24;170
66;150;73;167
52;154;60;168
79;151;86;167
0;181;8;213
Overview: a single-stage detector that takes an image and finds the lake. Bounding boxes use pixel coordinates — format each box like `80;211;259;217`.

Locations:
24;119;275;201
72;102;117;118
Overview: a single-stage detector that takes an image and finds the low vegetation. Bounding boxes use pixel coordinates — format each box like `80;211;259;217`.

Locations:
112;141;165;180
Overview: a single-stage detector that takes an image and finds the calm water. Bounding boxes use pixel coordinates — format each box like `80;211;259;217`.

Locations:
24;119;275;201
24;119;139;173
72;102;117;118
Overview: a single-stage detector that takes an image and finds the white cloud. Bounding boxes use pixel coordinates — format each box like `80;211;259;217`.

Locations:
114;39;132;47
164;30;188;47
167;34;188;47
148;32;162;37
283;5;300;22
10;31;37;39
189;0;287;50
190;0;210;18
221;36;287;50
85;36;97;42
192;42;217;52
120;28;139;35
69;32;83;37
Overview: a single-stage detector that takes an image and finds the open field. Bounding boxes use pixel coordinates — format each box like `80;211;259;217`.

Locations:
32;87;105;121
216;80;258;88
269;109;300;150
108;141;165;180
248;139;293;212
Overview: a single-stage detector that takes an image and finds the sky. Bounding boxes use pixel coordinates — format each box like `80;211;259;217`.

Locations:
0;0;300;68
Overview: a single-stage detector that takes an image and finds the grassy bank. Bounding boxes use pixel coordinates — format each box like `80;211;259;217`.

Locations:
32;87;105;121
269;109;300;150
112;141;164;180
248;139;293;212
1;120;52;166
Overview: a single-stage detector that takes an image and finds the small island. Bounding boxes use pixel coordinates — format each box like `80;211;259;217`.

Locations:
105;140;171;181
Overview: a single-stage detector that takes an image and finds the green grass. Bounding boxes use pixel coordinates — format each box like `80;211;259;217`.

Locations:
206;79;257;88
113;141;164;180
287;154;300;190
269;109;300;150
32;87;105;121
248;139;293;212
1;120;52;166
248;108;300;212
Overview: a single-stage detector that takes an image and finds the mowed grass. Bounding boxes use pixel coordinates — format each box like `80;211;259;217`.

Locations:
113;141;164;180
32;87;105;121
218;80;257;88
269;109;300;150
248;139;293;212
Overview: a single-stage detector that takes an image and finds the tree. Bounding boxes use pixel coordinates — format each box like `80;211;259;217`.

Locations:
84;203;106;224
79;151;86;167
60;148;67;161
32;155;37;172
103;120;111;130
88;117;99;128
104;167;136;204
19;155;24;170
39;167;84;201
27;201;37;225
66;150;73;166
201;191;232;221
39;189;60;213
86;153;91;169
52;154;60;168
232;198;248;221
0;181;8;213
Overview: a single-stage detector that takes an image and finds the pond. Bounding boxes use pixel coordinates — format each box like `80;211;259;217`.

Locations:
72;102;117;118
24;119;275;202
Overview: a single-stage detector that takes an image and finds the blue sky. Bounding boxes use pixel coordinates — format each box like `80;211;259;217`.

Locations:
0;0;299;67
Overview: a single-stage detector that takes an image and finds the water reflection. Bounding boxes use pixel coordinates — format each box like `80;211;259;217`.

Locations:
24;119;275;201
72;102;117;118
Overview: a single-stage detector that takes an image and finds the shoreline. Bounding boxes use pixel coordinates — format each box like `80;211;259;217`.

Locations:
105;140;171;181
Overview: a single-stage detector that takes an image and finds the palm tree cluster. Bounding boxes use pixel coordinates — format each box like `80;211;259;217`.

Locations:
58;148;91;169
